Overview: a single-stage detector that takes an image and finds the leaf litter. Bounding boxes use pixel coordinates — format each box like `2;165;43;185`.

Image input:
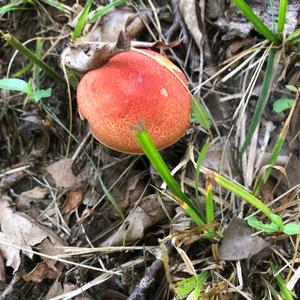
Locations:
0;196;64;272
1;0;300;299
219;217;270;261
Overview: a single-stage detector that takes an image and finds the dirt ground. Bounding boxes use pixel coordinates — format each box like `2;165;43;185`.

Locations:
0;0;300;299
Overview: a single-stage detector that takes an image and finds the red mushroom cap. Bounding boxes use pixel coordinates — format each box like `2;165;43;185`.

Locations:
77;49;191;154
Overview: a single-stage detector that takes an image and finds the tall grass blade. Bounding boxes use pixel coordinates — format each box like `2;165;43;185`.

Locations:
240;47;277;153
90;0;128;23
192;97;212;130
231;0;279;42
39;0;71;14
0;0;32;14
287;28;300;42
205;178;215;237
277;0;287;34
272;264;295;300
1;32;65;83
254;92;300;194
195;142;208;205
200;167;283;228
72;0;93;39
33;38;43;90
133;125;205;226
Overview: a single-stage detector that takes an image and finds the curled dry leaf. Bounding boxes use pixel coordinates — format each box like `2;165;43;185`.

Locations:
46;158;80;189
0;196;64;272
62;5;179;74
62;29;131;73
23;262;58;282
62;188;83;215
219;217;269;261
61;6;146;73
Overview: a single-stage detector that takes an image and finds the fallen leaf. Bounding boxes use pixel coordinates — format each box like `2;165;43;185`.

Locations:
0;196;64;271
101;194;173;246
20;186;47;199
62;6;146;73
46;158;80;189
62;29;131;73
23;262;58;282
17;186;48;210
219;217;269;261
62;188;83;214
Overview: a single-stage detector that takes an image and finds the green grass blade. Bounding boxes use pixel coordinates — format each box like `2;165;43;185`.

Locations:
33;38;43;90
195;142;208;205
191;97;212;130
277;0;287;34
90;0;128;23
39;0;71;14
231;0;279;42
205;178;215;237
71;0;93;39
0;78;29;93
1;32;65;83
0;0;32;14
254;92;300;194
240;47;277;153
271;264;295;300
133;125;205;226
201;167;283;228
287;28;300;42
12;61;34;77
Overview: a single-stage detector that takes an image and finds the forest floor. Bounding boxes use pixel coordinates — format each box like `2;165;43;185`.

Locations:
0;0;300;299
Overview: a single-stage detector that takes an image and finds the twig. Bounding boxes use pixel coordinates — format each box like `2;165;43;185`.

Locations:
127;242;172;300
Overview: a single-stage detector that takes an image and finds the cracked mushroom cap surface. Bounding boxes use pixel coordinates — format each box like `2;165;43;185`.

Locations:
77;49;191;154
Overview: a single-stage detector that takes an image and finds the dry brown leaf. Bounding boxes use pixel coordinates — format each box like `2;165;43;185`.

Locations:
62;188;83;215
62;29;131;73
46;158;80;189
62;6;146;73
23;262;58;282
101;195;173;246
0;196;64;272
17;186;48;210
219;217;269;261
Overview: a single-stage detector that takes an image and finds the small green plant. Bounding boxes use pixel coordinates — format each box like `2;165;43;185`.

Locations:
175;271;209;299
71;0;93;40
0;78;51;101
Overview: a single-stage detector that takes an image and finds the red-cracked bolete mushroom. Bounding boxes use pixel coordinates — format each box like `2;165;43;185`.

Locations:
77;49;191;154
